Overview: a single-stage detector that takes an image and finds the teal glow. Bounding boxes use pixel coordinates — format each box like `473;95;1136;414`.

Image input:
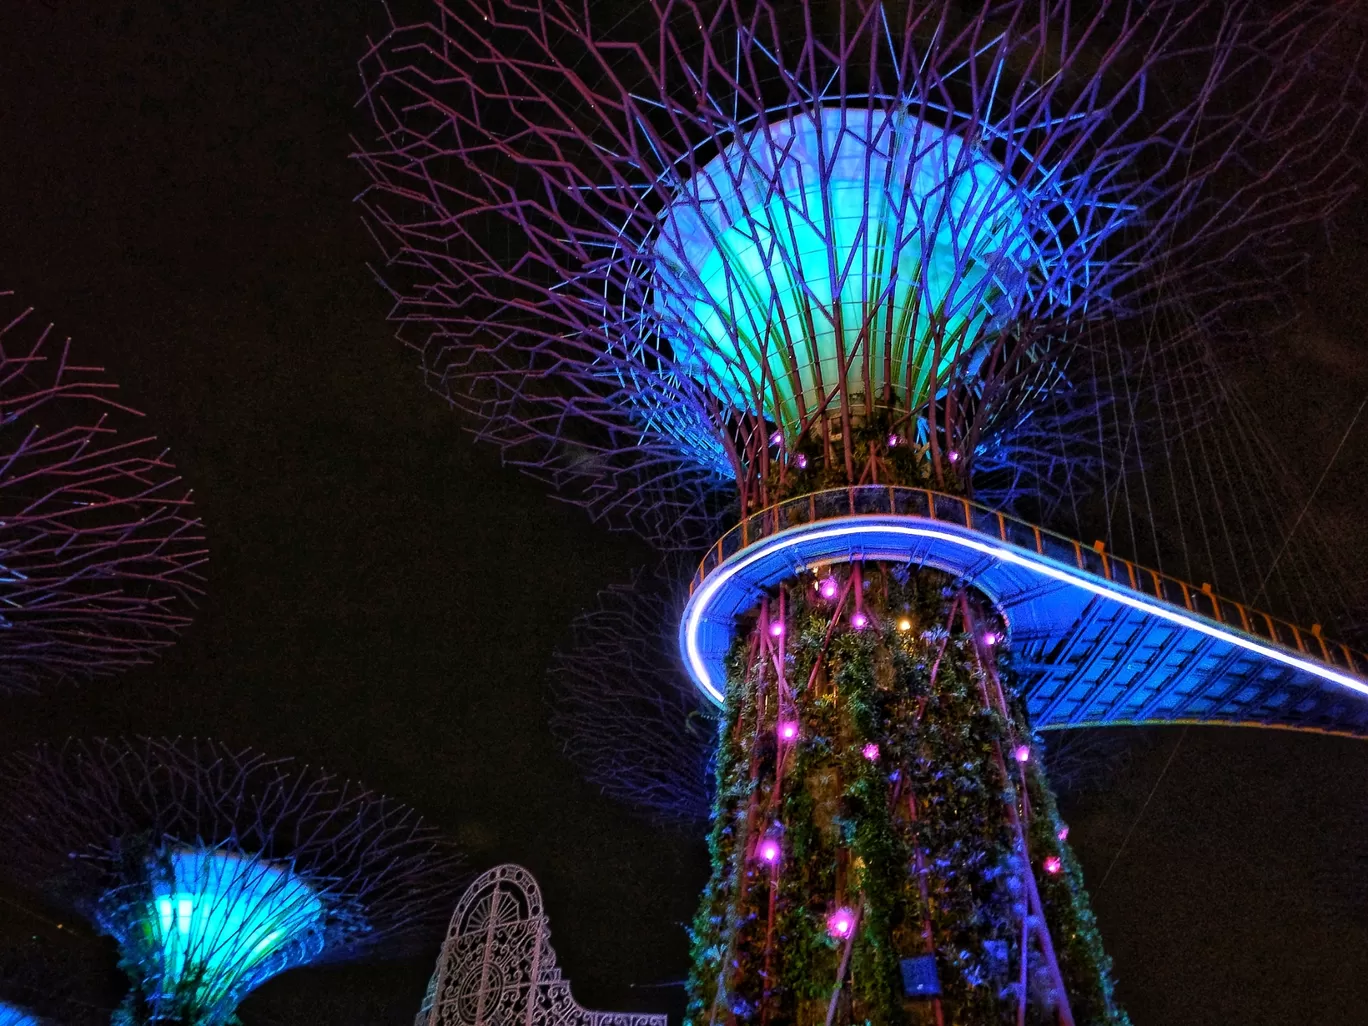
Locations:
0;1002;40;1026
653;109;1036;436
100;849;325;1023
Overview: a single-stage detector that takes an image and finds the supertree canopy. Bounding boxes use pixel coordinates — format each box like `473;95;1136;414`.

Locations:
0;1002;42;1026
0;738;465;1026
0;292;205;694
358;1;1364;1023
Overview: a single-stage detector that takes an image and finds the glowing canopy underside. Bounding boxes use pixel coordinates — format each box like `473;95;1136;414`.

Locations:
100;850;325;1020
0;1002;40;1026
680;487;1368;736
652;110;1042;436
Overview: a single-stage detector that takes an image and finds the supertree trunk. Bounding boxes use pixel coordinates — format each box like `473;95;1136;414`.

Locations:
688;564;1124;1026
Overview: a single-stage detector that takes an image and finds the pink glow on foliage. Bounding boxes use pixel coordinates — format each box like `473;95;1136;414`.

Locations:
947;450;960;463
1057;825;1069;842
819;577;838;600
1043;856;1063;875
861;743;880;761
769;621;784;637
778;721;798;741
826;907;855;939
851;612;868;629
887;433;900;447
982;631;1000;646
759;839;781;864
794;454;808;469
1012;745;1031;763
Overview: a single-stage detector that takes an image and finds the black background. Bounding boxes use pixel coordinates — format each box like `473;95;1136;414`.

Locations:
1;3;1366;1024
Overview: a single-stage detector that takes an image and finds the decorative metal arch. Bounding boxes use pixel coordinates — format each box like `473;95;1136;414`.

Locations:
415;865;667;1026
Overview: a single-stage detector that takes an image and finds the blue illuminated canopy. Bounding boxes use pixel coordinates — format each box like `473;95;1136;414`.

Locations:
0;1001;41;1026
652;109;1041;437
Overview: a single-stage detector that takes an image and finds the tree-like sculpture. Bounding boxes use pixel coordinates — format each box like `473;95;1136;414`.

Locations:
358;1;1364;1022
0;293;205;693
0;738;465;1026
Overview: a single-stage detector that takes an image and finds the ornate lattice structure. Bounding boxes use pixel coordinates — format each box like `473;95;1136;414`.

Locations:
415;865;668;1026
358;1;1364;1022
0;738;465;1026
0;292;205;693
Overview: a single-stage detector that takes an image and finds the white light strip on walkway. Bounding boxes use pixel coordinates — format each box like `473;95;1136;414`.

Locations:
682;520;1368;707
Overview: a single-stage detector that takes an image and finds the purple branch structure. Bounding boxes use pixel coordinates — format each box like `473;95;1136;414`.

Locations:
0;293;206;694
356;1;1363;1021
0;738;465;1026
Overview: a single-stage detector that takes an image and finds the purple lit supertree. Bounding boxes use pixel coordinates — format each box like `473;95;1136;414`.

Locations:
0;738;465;1026
357;1;1365;1023
0;293;206;694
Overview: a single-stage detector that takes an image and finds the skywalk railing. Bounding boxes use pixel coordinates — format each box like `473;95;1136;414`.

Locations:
689;485;1366;677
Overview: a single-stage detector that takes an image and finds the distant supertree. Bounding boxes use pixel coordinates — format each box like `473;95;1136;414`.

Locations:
0;293;206;694
0;738;465;1026
359;1;1365;1022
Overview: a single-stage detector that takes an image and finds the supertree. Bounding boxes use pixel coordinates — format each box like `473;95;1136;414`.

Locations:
0;738;465;1026
357;1;1366;1023
0;292;206;694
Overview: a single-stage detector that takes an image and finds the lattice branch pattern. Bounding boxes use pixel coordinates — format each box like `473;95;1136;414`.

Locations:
415;865;667;1026
0;293;206;693
0;744;465;974
356;0;1359;547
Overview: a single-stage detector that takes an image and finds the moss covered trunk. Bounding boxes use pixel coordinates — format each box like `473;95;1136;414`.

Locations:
686;564;1126;1026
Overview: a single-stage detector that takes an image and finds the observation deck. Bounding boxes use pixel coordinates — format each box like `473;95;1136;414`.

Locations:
679;486;1368;737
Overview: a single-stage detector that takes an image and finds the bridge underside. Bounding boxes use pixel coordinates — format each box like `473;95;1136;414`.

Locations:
681;512;1368;738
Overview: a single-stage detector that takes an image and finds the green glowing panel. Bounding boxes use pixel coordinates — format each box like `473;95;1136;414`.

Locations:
653;110;1035;436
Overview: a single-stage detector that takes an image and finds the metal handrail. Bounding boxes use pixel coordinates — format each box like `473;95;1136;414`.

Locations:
689;485;1365;677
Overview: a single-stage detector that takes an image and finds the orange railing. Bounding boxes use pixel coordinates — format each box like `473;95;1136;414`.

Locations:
689;485;1366;677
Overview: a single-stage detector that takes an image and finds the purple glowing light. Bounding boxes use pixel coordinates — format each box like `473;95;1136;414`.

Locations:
887;433;900;447
1057;825;1069;842
770;430;784;447
778;721;798;741
819;577;838;600
769;621;784;638
826;907;855;939
851;612;868;629
1043;855;1063;875
794;454;808;469
1012;745;1031;764
947;450;960;463
861;743;880;761
759;839;781;864
983;631;1000;647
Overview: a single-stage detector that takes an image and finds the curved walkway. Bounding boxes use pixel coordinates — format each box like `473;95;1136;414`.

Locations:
679;487;1368;737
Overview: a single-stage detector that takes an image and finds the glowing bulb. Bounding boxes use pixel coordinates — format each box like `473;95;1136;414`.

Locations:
759;839;781;864
947;450;960;463
851;612;868;629
897;617;912;632
770;430;784;446
887;433;900;447
795;454;808;469
861;743;880;761
819;577;838;599
1012;745;1031;764
983;631;1000;646
778;721;798;741
1043;856;1063;875
826;907;855;939
769;621;784;637
1057;825;1069;842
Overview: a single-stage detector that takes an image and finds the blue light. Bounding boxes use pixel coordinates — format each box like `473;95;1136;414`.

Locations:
99;849;325;1021
653;109;1038;436
0;1002;40;1026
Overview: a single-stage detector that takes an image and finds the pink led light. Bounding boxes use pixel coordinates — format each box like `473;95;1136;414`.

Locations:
778;721;798;741
982;631;1000;647
759;839;781;864
1057;825;1069;842
1043;856;1063;875
826;907;855;939
947;450;960;463
770;430;784;446
1012;745;1031;763
887;433;900;447
819;577;838;600
769;621;784;637
795;454;808;469
861;743;880;761
851;612;868;629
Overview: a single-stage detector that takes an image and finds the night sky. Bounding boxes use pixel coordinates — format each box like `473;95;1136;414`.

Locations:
1;3;1367;1025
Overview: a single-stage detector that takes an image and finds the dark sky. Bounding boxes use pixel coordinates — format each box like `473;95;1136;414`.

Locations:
1;3;1366;1025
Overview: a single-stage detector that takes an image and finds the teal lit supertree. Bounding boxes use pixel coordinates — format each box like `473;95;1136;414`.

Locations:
0;739;464;1026
358;1;1365;1022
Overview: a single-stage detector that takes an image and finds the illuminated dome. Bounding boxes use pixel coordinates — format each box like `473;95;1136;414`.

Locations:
652;108;1039;437
98;850;325;1021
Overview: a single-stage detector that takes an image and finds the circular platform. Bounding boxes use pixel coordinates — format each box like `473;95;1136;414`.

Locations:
679;487;1368;737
